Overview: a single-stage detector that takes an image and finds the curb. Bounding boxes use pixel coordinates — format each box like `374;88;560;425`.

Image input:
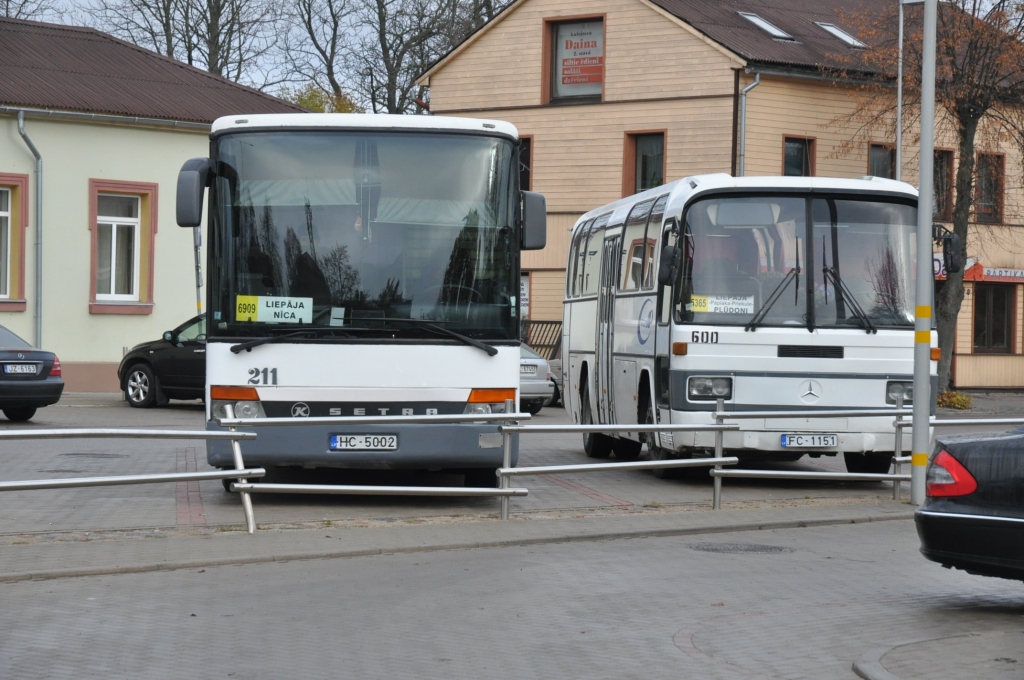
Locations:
852;633;971;680
0;510;914;583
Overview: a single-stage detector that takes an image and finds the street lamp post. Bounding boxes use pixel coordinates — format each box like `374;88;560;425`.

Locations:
897;0;925;182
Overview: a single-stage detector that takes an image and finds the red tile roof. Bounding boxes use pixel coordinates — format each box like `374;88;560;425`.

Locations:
0;16;304;123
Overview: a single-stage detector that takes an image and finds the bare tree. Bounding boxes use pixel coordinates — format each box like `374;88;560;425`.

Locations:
87;0;178;57
285;0;353;103
2;0;64;20
831;0;1024;391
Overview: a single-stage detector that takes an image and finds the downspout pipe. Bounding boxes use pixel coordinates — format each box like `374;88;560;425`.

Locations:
16;111;42;349
737;73;760;177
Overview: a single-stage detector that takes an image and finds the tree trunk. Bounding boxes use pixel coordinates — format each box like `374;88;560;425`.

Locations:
935;114;979;391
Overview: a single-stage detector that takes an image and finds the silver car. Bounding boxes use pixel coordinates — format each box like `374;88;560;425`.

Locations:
520;345;554;415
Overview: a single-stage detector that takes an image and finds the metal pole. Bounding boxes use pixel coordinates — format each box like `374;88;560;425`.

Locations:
737;74;760;177
912;0;938;506
893;395;904;500
896;0;904;181
223;404;256;533
713;397;724;509
192;227;203;315
15;111;42;349
500;398;514;520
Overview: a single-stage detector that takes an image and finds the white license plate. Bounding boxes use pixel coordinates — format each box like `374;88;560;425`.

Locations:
329;434;398;451
781;434;838;448
3;364;36;374
520;365;537;374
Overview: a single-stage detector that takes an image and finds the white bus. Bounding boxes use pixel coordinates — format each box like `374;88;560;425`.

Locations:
562;173;936;476
175;114;546;487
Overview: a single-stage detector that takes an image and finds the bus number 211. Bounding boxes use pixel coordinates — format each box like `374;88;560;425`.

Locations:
248;368;278;385
691;331;719;344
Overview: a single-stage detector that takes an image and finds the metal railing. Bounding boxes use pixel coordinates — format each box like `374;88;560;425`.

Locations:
0;427;264;532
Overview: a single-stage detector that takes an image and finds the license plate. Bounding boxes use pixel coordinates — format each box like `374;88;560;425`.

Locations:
781;434;838;448
520;365;537;374
3;364;36;374
329;434;398;451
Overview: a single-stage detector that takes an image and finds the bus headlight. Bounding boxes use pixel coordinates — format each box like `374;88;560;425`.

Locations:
463;403;509;415
688;377;732;401
886;381;914;405
211;400;266;419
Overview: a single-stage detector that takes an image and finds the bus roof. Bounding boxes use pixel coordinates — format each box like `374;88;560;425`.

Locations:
574;173;919;230
210;113;519;138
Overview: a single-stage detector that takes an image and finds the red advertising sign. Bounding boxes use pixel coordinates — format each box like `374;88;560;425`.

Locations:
554;21;603;98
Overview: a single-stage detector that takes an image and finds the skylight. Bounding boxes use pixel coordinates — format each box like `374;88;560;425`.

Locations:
737;12;794;40
816;22;867;48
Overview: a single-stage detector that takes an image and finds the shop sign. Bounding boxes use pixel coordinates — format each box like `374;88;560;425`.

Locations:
554;21;603;99
983;267;1024;282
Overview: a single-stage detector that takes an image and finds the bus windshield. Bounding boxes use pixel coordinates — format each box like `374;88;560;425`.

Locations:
208;131;518;340
676;194;917;330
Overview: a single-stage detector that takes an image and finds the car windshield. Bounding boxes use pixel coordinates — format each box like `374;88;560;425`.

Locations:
675;194;917;330
208;130;519;341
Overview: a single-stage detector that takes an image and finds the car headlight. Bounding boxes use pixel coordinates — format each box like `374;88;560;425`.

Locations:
886;381;914;405
688;376;732;401
211;400;266;420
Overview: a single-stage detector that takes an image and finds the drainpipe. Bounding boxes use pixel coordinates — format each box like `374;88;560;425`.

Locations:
737;73;761;177
16;111;42;349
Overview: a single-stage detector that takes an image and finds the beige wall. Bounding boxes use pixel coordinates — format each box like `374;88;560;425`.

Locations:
0;115;208;390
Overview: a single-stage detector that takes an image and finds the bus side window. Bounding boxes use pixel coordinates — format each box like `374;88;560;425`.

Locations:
658;225;678;324
620;200;654;291
581;217;608;296
642;195;669;290
569;221;590;297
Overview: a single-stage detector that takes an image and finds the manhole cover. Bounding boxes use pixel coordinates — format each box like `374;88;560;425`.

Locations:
688;543;795;554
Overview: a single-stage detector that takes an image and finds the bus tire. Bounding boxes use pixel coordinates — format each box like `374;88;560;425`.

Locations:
614;437;642;460
844;452;893;475
581;383;613;459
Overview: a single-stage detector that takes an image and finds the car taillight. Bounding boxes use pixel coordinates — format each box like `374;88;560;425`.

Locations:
926;449;978;497
49;356;61;377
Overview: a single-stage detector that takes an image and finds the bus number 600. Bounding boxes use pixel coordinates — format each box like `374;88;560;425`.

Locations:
691;331;719;344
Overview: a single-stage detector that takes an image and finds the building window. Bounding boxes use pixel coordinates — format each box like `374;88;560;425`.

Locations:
623;132;665;197
519;137;532;191
934;149;954;221
869;143;895;179
974;284;1014;353
783;137;814;176
975;153;1004;224
0;174;29;311
89;179;158;315
546;18;604;104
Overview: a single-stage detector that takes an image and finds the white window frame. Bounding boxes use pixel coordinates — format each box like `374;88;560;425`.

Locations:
95;194;141;302
737;12;794;41
0;188;10;299
815;22;867;48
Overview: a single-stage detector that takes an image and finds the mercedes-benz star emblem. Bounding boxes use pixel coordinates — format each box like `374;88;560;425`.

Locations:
291;402;310;417
16;353;23;359
799;379;822;404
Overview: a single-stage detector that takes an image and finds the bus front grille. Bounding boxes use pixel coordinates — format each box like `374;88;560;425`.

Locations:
777;345;844;359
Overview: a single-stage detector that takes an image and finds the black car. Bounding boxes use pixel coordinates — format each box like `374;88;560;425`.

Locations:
0;324;63;421
118;315;205;407
916;431;1024;581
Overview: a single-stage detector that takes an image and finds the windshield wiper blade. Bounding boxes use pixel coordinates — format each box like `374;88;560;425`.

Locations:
823;266;877;334
379;317;499;356
745;267;800;332
230;330;312;353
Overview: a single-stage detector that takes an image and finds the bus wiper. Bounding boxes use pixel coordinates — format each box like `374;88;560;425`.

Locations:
745;267;800;332
229;327;355;353
379;318;499;356
822;266;877;334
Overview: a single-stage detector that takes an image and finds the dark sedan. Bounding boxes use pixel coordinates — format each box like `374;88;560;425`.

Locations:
916;431;1024;582
0;325;63;421
118;315;205;407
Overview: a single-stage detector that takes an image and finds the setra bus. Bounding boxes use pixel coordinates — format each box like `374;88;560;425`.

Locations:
175;113;546;487
561;173;936;475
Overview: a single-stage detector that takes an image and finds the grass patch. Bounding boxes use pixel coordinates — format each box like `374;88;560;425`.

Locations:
936;391;972;410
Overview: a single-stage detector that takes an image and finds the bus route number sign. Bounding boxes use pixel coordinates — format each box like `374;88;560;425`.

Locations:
236;295;313;324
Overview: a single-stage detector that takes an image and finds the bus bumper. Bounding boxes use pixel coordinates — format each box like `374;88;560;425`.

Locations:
205;420;519;470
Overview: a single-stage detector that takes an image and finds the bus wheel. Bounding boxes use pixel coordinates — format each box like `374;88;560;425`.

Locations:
643;401;678;479
581;384;613;459
614;438;641;460
844;452;893;475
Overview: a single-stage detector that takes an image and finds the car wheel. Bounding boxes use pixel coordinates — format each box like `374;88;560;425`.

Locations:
581;382;613;458
521;401;543;415
844;452;893;474
124;364;157;408
3;407;36;422
464;468;500;488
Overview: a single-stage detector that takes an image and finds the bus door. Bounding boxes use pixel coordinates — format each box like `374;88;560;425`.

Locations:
654;221;680;430
595;234;621;424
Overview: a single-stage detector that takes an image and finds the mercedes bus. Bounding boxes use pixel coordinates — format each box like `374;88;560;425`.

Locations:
561;173;936;476
176;113;546;487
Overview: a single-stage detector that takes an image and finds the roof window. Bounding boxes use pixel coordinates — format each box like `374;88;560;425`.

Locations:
815;22;867;48
737;12;794;40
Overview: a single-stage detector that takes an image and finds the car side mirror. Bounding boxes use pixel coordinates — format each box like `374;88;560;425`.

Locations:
521;191;547;250
943;231;963;274
163;331;174;342
176;157;212;228
657;244;679;287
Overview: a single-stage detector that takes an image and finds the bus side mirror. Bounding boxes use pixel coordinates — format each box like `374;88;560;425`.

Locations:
176;158;212;228
657;244;679;286
943;232;963;274
521;191;547;250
